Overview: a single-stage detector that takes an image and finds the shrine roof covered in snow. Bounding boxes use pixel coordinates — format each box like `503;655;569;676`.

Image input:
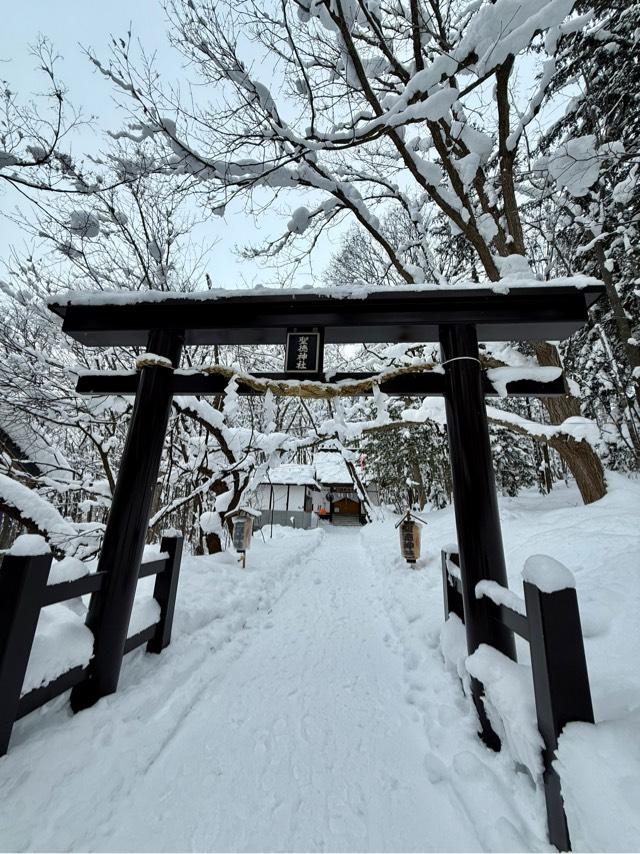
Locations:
48;278;603;347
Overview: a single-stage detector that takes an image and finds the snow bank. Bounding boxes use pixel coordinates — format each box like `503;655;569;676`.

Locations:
20;583;159;699
3;475;638;852
18;548;176;699
466;644;544;779
555;713;640;852
440;612;469;688
362;472;640;851
141;543;169;561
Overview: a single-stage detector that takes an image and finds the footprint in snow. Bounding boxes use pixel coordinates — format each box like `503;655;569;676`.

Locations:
424;751;449;784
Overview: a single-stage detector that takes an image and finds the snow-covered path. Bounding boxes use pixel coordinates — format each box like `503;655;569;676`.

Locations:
93;528;481;852
1;521;553;853
3;479;639;852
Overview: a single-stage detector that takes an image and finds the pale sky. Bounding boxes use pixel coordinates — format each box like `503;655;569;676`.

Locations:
0;0;340;288
1;3;572;291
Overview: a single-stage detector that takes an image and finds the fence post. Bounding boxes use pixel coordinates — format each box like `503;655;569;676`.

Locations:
0;550;52;756
147;534;184;654
441;549;464;622
524;581;594;852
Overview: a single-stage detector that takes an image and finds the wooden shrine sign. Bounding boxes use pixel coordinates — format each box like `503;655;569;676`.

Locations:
285;328;324;376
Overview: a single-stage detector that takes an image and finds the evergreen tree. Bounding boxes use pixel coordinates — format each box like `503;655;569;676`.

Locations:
360;401;450;512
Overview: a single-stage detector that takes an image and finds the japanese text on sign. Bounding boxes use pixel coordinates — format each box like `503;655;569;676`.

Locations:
285;330;322;374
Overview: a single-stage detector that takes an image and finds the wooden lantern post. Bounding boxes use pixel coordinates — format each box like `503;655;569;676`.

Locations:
396;511;426;565
227;507;260;568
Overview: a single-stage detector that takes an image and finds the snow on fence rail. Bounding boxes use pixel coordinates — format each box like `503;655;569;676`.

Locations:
441;548;594;853
0;533;183;757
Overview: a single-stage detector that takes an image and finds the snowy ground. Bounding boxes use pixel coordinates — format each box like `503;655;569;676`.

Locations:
1;475;639;852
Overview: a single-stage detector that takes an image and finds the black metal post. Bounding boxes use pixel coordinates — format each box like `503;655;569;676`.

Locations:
0;551;52;756
147;534;184;654
71;329;183;712
524;581;594;851
439;324;517;747
441;549;465;622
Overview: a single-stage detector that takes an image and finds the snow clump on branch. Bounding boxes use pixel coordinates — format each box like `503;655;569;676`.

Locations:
68;210;100;239
287;207;312;235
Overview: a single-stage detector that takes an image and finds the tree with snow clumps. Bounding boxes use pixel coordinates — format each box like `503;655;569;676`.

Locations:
0;155;313;555
531;0;640;467
88;0;608;503
0;39;97;197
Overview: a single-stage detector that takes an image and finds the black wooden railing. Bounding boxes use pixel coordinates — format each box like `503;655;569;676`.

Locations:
441;548;594;852
0;534;183;757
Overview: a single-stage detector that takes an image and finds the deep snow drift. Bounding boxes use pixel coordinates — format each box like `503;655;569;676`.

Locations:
364;472;640;852
0;474;638;852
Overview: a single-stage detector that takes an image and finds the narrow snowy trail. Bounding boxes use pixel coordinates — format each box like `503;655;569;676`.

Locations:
4;482;638;852
98;528;482;852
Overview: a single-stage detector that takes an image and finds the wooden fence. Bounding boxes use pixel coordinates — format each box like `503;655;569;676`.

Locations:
441;548;594;852
0;534;183;757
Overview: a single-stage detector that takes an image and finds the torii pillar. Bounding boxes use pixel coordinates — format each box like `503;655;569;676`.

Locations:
71;329;183;711
440;323;517;747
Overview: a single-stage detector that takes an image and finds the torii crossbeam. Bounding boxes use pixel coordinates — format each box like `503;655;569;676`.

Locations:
48;281;603;735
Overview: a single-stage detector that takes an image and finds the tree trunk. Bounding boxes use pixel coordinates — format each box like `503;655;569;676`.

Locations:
534;342;607;504
345;459;373;522
206;532;223;554
542;442;553;493
595;243;640;407
410;457;426;508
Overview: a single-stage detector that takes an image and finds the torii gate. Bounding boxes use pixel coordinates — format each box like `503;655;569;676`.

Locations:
49;281;602;735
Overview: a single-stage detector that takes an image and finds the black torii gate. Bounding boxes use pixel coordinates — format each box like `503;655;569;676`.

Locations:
49;282;602;733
